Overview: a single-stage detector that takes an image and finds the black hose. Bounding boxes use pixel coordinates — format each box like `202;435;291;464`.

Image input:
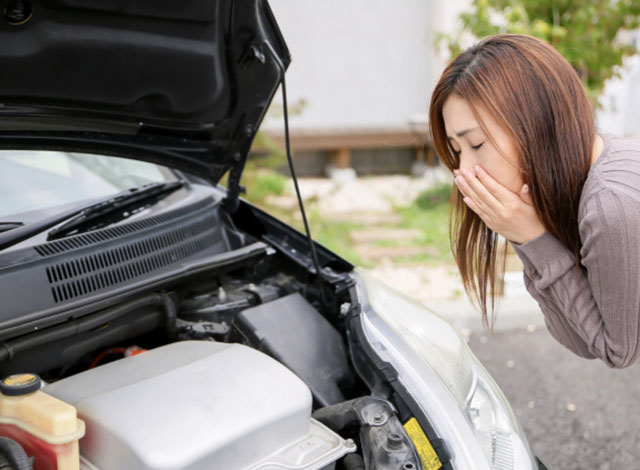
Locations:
312;396;395;432
0;293;176;363
312;397;362;432
343;454;365;470
0;437;31;470
161;293;178;339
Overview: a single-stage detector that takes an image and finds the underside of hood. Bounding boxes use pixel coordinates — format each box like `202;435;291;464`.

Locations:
0;0;289;181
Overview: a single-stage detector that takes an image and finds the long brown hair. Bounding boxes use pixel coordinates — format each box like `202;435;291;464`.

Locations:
429;34;595;328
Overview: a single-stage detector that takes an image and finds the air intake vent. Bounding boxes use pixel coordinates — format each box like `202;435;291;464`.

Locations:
35;198;213;257
44;211;220;304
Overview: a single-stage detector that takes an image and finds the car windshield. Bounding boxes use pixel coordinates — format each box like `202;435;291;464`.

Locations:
0;150;177;219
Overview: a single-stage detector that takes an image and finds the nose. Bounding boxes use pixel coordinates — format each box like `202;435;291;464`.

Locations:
458;152;478;174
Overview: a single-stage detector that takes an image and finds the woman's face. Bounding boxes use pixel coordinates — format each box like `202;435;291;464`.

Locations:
441;94;523;193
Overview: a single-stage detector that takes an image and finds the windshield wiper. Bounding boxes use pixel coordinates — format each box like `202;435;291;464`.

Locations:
0;222;23;234
0;181;184;251
47;181;184;241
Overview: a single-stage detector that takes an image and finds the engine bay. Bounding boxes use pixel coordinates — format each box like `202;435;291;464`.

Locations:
0;228;428;470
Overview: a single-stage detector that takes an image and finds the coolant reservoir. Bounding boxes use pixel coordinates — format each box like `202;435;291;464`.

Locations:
0;373;85;470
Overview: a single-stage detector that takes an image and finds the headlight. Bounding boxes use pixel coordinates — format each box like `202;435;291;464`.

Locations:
354;270;537;470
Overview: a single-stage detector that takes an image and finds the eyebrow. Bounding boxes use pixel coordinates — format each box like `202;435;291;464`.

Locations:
446;126;479;140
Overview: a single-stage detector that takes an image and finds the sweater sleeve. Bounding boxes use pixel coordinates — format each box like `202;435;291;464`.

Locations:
520;268;596;359
511;189;640;368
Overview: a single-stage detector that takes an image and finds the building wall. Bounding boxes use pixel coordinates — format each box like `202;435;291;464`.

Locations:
597;31;640;138
264;0;640;140
262;0;460;131
275;148;416;177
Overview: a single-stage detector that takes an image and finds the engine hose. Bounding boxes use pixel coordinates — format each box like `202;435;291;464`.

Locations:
312;397;362;431
0;293;177;363
0;437;31;470
162;293;178;339
342;454;365;470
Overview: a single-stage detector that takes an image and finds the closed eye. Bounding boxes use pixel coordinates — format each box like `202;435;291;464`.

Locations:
471;142;485;150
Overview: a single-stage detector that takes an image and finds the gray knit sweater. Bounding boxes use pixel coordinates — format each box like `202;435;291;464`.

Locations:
511;131;640;368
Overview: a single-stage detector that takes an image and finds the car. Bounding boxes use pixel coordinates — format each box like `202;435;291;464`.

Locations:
0;1;547;469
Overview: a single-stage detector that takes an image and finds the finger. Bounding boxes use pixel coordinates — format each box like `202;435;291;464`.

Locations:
520;184;534;206
455;176;482;202
474;165;519;202
459;168;502;211
453;175;469;198
455;176;493;220
462;196;486;219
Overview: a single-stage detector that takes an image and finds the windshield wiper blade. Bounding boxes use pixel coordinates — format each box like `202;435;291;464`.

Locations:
0;222;23;234
47;181;184;241
0;181;183;251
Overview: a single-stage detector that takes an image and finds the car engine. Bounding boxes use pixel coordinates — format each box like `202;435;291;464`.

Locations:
45;341;356;470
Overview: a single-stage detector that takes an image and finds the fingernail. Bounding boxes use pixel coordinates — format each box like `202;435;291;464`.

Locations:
474;165;480;175
460;168;468;176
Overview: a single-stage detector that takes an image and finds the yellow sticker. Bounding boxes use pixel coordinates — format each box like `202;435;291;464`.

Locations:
403;417;443;470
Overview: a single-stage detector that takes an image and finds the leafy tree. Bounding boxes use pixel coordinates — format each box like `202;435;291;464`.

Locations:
437;0;640;107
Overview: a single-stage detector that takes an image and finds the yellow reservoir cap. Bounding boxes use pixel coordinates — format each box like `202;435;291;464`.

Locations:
0;373;41;396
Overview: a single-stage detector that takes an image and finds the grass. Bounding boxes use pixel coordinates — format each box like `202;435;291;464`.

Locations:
413;182;453;208
238;165;367;266
299;182;456;267
393;182;455;265
234;156;455;268
305;210;367;266
249;170;287;202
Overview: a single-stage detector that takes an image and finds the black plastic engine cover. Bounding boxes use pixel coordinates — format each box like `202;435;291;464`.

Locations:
234;292;351;407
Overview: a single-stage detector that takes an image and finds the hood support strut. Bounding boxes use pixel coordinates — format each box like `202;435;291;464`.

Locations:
231;42;329;308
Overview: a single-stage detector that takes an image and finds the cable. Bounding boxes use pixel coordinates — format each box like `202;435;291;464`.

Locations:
0;437;31;470
279;72;328;307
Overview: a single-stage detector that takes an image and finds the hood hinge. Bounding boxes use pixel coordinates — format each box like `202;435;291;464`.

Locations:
222;151;247;213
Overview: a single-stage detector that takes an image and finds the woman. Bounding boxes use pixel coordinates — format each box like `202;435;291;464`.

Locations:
428;33;640;368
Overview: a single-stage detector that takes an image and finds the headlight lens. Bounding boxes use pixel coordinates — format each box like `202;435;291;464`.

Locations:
355;270;537;470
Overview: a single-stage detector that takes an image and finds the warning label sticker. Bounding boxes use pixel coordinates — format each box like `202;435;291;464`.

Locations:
403;417;443;470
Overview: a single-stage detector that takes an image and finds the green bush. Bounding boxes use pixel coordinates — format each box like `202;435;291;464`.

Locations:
414;183;454;209
251;170;287;201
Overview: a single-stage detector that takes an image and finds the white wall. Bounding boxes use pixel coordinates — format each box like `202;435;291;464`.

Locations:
263;1;640;139
263;0;461;131
596;32;640;138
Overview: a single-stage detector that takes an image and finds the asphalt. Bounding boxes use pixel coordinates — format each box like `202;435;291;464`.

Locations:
467;327;640;470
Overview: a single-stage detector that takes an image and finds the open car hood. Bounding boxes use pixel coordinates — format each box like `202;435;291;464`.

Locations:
0;0;289;182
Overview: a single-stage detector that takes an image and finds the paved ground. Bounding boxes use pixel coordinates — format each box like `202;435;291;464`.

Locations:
468;328;640;470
